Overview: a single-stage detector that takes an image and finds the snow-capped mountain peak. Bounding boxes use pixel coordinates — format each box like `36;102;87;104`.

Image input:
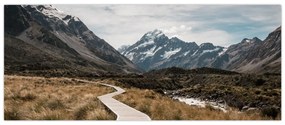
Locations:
121;27;280;73
28;5;67;18
121;30;225;71
143;29;165;40
150;29;163;36
25;5;78;25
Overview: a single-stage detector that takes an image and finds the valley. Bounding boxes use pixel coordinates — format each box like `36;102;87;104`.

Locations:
3;5;281;121
5;75;278;120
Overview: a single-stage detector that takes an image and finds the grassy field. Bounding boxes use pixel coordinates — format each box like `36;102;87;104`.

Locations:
4;75;280;120
4;75;116;120
116;72;281;119
114;85;277;120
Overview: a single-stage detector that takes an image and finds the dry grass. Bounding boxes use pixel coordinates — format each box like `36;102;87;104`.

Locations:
115;87;276;120
4;75;116;120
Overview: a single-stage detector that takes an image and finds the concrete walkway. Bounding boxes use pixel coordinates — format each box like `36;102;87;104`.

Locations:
98;83;151;121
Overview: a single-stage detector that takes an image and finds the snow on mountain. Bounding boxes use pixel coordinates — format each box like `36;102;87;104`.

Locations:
142;46;156;59
183;51;191;56
154;47;163;53
125;52;135;61
201;48;220;55
24;5;82;26
191;50;199;56
120;29;224;71
25;5;69;25
218;47;228;56
137;40;155;48
163;48;181;59
144;29;163;39
142;46;163;59
121;27;280;74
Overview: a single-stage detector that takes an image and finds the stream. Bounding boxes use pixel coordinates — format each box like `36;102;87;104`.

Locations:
172;96;228;113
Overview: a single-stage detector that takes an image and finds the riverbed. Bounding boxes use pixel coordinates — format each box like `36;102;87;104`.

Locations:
173;96;228;112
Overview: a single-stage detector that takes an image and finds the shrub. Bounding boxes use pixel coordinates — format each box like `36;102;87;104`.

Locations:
4;108;22;120
45;99;65;110
261;107;279;119
254;90;261;95
231;100;244;111
20;92;37;101
74;106;88;120
255;78;266;86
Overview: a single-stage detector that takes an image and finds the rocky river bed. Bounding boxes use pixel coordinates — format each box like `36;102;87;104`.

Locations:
172;96;228;112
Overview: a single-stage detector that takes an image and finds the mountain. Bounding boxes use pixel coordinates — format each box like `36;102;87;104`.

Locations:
121;29;225;71
211;37;263;70
121;27;281;74
117;45;130;53
220;27;281;73
4;5;140;76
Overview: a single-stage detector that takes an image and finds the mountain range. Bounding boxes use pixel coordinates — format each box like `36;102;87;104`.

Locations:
120;27;281;74
4;5;140;76
4;5;281;75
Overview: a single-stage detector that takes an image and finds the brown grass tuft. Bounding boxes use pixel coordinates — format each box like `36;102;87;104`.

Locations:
4;75;116;120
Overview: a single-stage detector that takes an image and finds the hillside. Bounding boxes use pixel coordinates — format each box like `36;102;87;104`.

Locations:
4;5;140;77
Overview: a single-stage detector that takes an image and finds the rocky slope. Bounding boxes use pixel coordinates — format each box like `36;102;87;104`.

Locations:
4;5;140;76
212;27;281;74
232;27;281;73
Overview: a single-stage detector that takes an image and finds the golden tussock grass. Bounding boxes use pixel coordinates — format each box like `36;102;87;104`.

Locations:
4;75;116;120
115;87;276;120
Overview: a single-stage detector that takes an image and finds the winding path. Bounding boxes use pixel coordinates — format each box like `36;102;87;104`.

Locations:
97;83;151;121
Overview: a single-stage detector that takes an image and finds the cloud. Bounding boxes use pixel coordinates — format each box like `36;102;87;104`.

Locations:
183;30;233;46
162;25;192;34
54;5;281;49
162;26;233;46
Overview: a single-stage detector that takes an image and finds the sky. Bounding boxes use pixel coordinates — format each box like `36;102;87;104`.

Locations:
54;5;281;49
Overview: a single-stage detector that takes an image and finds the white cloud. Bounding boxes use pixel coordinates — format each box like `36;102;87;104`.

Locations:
162;27;233;46
182;30;233;46
54;5;281;49
162;25;192;34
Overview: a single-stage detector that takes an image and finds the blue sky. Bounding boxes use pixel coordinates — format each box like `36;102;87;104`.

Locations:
55;5;281;49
